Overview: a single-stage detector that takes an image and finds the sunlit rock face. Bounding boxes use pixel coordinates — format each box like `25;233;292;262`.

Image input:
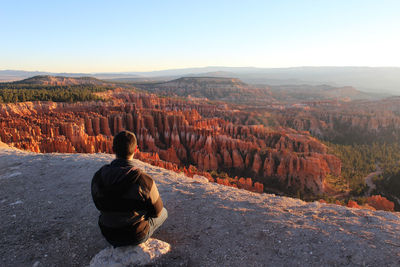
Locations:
89;238;171;267
0;90;341;194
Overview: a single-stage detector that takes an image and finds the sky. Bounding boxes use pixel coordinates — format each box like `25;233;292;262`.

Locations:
1;0;400;73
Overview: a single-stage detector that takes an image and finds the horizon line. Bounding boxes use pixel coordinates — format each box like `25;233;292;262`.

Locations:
2;65;400;74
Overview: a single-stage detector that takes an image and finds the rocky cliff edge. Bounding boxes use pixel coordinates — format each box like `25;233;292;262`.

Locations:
0;146;399;266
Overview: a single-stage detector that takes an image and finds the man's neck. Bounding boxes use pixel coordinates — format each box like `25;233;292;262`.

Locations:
116;155;134;161
112;157;135;167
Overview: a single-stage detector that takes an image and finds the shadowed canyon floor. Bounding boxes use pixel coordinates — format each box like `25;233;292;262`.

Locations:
1;146;400;266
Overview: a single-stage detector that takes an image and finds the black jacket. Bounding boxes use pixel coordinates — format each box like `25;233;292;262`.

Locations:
91;158;163;245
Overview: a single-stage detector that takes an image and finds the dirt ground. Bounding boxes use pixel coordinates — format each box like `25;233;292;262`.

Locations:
1;146;400;267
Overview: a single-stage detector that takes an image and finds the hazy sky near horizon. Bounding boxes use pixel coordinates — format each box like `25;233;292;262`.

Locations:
1;0;399;73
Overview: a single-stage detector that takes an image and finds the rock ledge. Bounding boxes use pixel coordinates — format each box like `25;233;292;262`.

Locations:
89;238;171;267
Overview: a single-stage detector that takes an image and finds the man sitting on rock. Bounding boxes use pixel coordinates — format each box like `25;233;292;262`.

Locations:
91;130;168;247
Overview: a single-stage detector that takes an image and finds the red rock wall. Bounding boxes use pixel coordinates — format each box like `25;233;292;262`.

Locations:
0;90;341;194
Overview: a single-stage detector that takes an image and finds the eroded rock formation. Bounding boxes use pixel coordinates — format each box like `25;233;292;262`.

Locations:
0;90;341;194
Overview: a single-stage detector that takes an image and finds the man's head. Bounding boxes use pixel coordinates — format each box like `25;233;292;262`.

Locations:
112;130;137;159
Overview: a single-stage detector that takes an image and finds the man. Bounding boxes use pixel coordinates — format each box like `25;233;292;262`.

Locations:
91;130;167;247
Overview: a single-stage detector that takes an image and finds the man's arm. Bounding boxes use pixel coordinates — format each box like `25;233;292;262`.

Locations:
91;168;103;211
141;172;164;218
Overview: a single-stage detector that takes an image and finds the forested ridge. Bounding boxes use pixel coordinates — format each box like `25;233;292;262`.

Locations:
0;83;108;102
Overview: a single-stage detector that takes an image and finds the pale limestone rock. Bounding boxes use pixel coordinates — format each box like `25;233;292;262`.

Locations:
89;238;170;267
192;174;209;183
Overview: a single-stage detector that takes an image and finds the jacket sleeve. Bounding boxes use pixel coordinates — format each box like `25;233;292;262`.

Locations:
141;172;164;218
91;168;103;211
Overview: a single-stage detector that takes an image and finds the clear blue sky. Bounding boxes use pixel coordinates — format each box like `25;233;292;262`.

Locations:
1;0;399;72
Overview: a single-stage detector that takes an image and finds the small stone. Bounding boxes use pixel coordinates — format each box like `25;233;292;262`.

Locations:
9;200;23;206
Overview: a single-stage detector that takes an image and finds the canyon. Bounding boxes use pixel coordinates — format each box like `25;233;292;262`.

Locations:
272;98;400;144
0;88;341;195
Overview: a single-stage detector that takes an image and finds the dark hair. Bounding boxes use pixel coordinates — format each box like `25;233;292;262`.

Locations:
112;131;137;159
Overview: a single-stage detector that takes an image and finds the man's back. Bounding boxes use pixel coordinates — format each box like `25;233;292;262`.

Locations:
91;158;164;247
